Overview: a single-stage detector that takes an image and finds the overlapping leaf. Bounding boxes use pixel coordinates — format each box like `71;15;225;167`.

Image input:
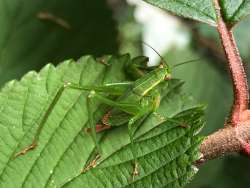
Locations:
143;0;250;26
221;0;250;24
0;0;118;86
0;55;204;188
195;17;250;62
164;46;250;188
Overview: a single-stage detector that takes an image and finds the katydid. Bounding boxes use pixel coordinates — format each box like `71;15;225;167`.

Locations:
14;54;199;178
72;59;171;177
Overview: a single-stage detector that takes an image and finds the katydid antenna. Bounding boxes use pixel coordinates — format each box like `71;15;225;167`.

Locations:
141;41;202;69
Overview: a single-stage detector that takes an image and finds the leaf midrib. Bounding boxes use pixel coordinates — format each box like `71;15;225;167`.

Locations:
62;122;198;187
230;0;247;22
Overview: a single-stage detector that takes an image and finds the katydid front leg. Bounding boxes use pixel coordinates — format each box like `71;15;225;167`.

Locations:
127;108;153;179
87;91;101;153
14;82;132;158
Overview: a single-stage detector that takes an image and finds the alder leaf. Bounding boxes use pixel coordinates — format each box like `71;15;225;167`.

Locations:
0;0;118;86
0;55;204;188
221;0;250;25
143;0;250;26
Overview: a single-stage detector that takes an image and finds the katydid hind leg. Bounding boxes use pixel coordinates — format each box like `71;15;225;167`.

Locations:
69;82;132;96
14;85;66;158
13;79;147;159
13;82;127;158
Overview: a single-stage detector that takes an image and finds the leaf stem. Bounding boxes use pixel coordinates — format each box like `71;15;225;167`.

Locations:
214;0;249;126
200;124;250;161
198;1;250;163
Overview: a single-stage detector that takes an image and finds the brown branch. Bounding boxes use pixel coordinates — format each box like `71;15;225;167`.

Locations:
198;1;250;163
214;0;249;126
200;124;250;161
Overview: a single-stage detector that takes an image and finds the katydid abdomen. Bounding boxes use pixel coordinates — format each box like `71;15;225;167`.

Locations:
101;65;170;128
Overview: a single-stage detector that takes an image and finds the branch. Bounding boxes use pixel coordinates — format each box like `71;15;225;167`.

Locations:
214;0;249;126
198;0;250;162
200;124;250;161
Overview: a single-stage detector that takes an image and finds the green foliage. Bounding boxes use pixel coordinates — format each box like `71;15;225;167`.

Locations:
221;0;250;24
195;17;250;61
0;0;118;86
143;0;216;25
165;44;250;188
164;46;232;188
143;0;250;26
118;5;143;57
0;55;204;188
166;46;232;134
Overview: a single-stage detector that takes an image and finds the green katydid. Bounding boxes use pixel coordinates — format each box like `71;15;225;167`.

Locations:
79;54;199;177
14;51;200;178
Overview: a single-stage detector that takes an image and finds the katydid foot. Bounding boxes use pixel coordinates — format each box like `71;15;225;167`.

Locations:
102;110;112;126
85;124;111;133
132;161;139;180
81;154;101;173
14;142;37;158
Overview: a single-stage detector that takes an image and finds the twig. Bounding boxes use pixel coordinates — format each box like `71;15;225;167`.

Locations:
37;11;71;30
214;0;249;126
199;0;250;162
200;123;250;161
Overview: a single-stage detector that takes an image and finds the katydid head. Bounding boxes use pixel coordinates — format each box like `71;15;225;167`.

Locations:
141;41;170;69
141;41;172;81
141;41;202;79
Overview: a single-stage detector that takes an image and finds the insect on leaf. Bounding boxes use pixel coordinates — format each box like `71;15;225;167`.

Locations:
0;54;204;188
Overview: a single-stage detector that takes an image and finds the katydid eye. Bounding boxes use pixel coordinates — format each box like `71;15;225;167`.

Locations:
164;74;172;80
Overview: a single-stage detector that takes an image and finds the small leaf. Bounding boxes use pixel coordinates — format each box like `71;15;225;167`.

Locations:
164;46;239;188
143;0;250;26
143;0;217;26
194;18;250;62
221;0;250;25
0;55;204;188
0;0;118;86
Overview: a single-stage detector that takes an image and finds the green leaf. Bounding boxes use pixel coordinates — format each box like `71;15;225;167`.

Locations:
164;45;250;188
221;0;250;24
0;0;118;86
143;0;250;26
194;17;250;62
166;45;232;134
143;0;217;26
118;4;143;57
0;55;204;188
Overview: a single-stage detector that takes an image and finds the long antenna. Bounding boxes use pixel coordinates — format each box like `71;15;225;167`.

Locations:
141;41;168;66
173;58;202;68
141;41;202;68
